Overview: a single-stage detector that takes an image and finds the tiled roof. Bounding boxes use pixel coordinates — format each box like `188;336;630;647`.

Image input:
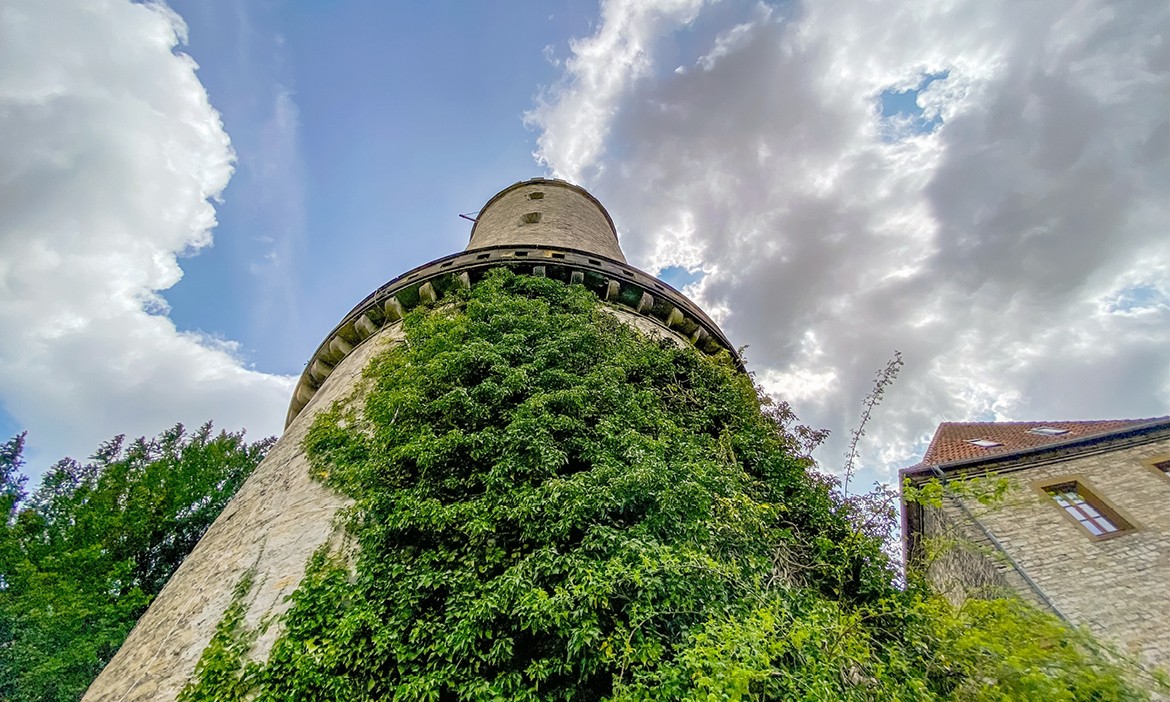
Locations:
920;419;1160;466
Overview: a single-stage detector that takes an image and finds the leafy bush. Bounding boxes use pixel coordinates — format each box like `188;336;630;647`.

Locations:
178;270;1151;700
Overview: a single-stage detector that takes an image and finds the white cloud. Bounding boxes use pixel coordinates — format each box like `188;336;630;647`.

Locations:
0;0;293;473
528;0;1170;486
246;87;306;338
526;0;710;183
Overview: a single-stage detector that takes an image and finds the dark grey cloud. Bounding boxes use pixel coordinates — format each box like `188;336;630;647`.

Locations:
529;0;1170;482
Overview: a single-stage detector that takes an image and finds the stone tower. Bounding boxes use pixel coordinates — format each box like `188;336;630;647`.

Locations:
84;178;739;701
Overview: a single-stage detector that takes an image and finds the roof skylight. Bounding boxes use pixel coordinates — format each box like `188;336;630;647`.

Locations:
965;439;1003;448
1028;426;1070;437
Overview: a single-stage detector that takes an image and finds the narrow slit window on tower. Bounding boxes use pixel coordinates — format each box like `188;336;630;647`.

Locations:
476;253;491;260
521;212;542;224
527;191;545;200
1043;482;1132;537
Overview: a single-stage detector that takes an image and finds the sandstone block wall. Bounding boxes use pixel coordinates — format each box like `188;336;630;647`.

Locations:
921;499;1038;608
602;305;689;349
467;180;626;263
83;321;406;702
926;436;1170;671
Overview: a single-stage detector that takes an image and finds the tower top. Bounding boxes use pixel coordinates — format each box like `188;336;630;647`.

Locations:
468;178;626;263
283;178;740;427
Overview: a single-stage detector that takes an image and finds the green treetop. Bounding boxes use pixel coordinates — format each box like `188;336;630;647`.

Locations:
0;424;273;702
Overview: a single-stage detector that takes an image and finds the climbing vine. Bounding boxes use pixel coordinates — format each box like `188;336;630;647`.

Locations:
177;567;261;702
180;269;1154;700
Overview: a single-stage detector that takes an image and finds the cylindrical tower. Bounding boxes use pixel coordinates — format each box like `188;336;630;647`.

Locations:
466;179;626;262
84;178;739;701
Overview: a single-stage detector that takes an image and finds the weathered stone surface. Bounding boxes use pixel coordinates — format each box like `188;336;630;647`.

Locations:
921;502;1027;606
922;436;1170;672
83;321;407;702
467;179;626;263
602;305;690;349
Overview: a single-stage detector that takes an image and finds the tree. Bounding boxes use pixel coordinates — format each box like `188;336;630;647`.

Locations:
0;423;273;702
177;269;1152;701
0;433;26;524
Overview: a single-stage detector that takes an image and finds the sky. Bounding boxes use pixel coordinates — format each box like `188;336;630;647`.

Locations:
1;0;1167;494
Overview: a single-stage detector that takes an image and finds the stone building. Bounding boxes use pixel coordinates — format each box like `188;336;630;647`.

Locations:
83;179;740;701
901;417;1170;671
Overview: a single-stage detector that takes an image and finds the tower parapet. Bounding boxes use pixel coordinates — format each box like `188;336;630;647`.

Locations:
283;178;739;425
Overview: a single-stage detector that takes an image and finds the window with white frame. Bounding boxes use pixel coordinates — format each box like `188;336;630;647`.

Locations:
1043;482;1132;537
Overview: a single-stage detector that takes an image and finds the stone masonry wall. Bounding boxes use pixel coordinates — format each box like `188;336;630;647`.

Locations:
602;305;689;349
921;499;1034;608
467;180;627;263
927;435;1170;672
83;321;406;702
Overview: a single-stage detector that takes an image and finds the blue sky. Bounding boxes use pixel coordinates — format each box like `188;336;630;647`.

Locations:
1;0;1167;489
163;1;596;375
878;71;947;139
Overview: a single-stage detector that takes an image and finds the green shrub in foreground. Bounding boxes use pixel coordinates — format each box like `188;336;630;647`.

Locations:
180;269;1151;701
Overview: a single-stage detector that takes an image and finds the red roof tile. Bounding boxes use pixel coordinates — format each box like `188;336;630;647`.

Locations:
920;419;1161;466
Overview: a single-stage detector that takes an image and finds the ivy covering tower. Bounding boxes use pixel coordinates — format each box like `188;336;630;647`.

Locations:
85;181;1150;701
